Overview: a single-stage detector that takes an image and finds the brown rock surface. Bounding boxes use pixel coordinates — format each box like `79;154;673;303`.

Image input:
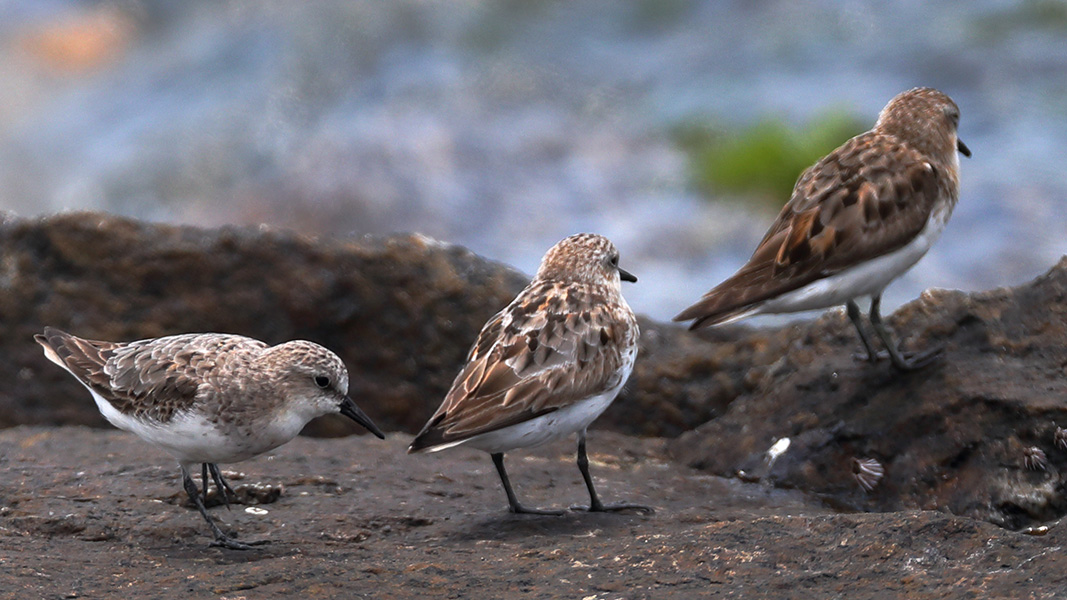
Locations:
2;426;1065;598
0;211;778;437
0;211;529;435
4;211;1067;593
670;257;1067;530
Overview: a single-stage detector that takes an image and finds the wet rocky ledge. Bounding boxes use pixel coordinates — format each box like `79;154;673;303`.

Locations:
2;211;1066;596
3;427;1066;598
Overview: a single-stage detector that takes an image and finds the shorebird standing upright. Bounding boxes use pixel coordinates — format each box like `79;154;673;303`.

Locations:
674;87;970;371
409;233;651;515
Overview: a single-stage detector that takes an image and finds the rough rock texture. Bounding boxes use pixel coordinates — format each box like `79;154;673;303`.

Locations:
2;426;1065;599
0;212;528;435
3;211;1067;539
0;211;778;437
670;258;1067;530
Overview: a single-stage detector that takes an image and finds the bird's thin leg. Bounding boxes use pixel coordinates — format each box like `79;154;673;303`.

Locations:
575;431;653;514
869;293;942;371
180;466;267;550
847;300;880;362
490;453;564;516
207;463;235;509
201;463;210;505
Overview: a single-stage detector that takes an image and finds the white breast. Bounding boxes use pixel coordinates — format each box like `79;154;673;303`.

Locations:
85;385;298;466
755;202;953;316
432;344;638;455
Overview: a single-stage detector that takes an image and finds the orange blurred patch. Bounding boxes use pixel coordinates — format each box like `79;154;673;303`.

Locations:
16;7;136;73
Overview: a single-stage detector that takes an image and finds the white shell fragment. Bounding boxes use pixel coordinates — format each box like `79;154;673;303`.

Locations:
766;437;791;467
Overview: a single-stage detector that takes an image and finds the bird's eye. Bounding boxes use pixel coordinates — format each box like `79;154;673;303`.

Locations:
609;254;619;267
314;375;331;389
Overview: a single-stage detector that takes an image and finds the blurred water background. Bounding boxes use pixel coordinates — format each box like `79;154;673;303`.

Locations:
0;0;1064;321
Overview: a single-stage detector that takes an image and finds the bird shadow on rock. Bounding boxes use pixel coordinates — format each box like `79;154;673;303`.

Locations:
447;510;653;544
169;545;293;565
141;526;296;564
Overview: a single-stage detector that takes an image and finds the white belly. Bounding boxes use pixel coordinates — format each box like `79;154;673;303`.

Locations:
86;386;297;467
451;388;618;454
429;346;636;455
755;203;951;315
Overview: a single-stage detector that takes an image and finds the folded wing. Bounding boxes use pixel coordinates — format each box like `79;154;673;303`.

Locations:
674;132;941;328
35;328;261;423
409;283;632;452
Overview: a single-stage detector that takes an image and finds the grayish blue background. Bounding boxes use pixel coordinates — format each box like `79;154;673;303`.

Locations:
0;0;1063;320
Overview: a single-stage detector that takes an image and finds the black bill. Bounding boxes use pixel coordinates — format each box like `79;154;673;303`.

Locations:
340;396;386;439
957;138;971;157
619;267;638;283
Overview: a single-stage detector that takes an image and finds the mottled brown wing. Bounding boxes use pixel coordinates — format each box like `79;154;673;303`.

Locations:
36;327;122;391
409;282;633;452
674;132;942;328
36;328;262;422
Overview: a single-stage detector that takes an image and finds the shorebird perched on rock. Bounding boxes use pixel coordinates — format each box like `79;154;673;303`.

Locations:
409;233;651;515
35;327;385;550
674;87;970;371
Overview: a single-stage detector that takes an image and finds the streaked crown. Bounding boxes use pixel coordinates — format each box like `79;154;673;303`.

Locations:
535;233;625;286
874;87;962;163
261;340;350;403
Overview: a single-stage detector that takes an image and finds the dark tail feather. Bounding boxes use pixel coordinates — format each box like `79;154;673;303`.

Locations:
35;327;116;386
35;327;78;368
407;414;447;454
674;261;782;330
407;429;444;454
673;298;758;330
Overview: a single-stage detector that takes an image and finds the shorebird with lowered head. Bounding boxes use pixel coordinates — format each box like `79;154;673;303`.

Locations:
409;233;652;515
35;327;385;550
674;87;971;371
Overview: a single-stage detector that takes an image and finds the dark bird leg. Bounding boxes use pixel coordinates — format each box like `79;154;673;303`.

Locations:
207;463;236;508
575;431;653;514
201;463;210;505
180;466;267;550
868;293;942;371
847;300;880;362
491;453;564;516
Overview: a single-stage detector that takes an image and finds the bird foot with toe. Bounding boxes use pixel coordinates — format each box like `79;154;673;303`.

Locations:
508;504;566;516
576;501;655;514
889;345;943;371
851;344;943;371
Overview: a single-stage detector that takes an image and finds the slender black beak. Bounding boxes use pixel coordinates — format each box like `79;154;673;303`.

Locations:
957;138;971;157
618;267;637;283
340;396;385;439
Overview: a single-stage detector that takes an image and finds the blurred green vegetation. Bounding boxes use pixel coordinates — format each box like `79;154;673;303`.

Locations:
972;0;1067;42
673;109;865;206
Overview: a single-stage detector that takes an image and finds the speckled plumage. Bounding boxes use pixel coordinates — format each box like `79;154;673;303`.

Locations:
409;233;650;515
35;327;384;549
675;88;970;370
408;279;636;452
